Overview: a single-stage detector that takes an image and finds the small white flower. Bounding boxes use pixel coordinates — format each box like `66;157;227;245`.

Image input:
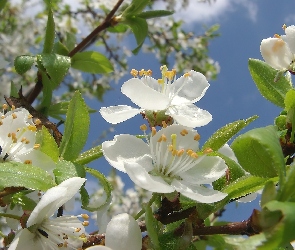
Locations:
86;213;142;250
8;177;87;250
100;67;212;128
102;124;227;203
0;108;55;173
260;25;295;71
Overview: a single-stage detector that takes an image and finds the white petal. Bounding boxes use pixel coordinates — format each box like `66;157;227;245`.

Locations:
6;204;23;230
179;156;227;184
171;70;209;103
260;37;293;70
284;25;295;54
218;144;238;162
8;229;41;250
100;105;141;124
27;177;85;227
172;179;227;203
121;78;170;110
105;213;142;250
102;134;152;173
167;104;212;127
124;162;175;193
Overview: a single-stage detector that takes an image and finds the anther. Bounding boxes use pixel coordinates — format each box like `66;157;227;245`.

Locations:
151;127;157;136
162;121;167;128
274;34;281;38
34;119;41;126
28;125;37;132
180;129;188;136
82;221;89;226
140;124;147;131
24;160;32;164
194;134;201;141
158;79;164;84
2;104;8;110
184;72;190;77
12;113;17;119
282;24;287;30
147;69;152;76
11;105;15;110
130;69;138;77
203;148;213;154
75;228;82;232
81;214;89;220
139;69;145;76
33;144;40;149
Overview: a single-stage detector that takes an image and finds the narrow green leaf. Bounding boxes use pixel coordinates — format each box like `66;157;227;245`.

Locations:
53;160;86;184
145;205;160;250
0;162;55;191
10;81;19;98
122;0;150;16
83;167;112;212
107;23;128;33
248;59;292;107
36;126;59;162
122;16;148;54
65;32;76;51
59;91;90;161
14;55;35;75
43;9;55;54
278;165;295;202
137;10;174;19
71;51;113;74
231;126;285;179
284;89;295;111
74;145;103;165
40;53;71;88
0;0;8;11
53;41;69;56
40;71;53;113
202;115;258;151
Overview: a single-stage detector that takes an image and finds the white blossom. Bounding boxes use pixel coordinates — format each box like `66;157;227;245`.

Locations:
8;177;87;250
260;25;295;71
100;67;212;128
102;124;227;203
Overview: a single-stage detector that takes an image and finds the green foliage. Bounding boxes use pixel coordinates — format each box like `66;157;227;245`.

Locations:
43;8;55;54
74;145;103;165
83;167;112;212
284;89;295;111
248;59;292;107
53;160;86;184
138;10;174;19
36;126;59;162
202;115;258;151
122;0;150;16
145;204;160;249
14;55;35;75
278;165;295;202
0;162;55;191
71;51;114;74
59;91;90;161
231;126;285;179
53;41;69;56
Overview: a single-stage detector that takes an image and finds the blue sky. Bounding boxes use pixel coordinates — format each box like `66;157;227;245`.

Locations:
83;0;295;226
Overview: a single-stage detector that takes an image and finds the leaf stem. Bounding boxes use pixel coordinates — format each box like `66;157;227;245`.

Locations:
134;193;157;220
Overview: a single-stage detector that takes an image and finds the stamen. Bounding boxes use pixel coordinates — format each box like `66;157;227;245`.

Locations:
180;129;188;136
203;148;213;154
282;24;287;30
12;113;17;119
2;104;8;110
11;105;15;110
130;69;138;77
184;72;190;77
157;79;164;84
171;134;177;150
28;125;37;132
28;114;33;119
140;124;147;131
147;69;152;76
157;134;167;142
191;152;198;159
151;127;157;136
177;149;185;157
162;121;167;128
194;134;201;141
75;228;82;232
24;160;32;164
33;144;40;149
34;119;41;126
82;221;89;226
274;34;281;38
81;214;89;220
139;69;145;76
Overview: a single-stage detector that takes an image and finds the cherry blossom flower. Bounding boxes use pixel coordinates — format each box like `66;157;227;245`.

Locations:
85;213;142;250
100;66;212;128
260;25;295;72
0;107;55;174
8;177;87;250
102;124;227;203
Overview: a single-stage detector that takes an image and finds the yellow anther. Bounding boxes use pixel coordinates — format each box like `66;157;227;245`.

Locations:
184;72;191;77
57;243;63;247
180;129;188;136
147;69;152;76
171;134;177;149
158;134;167;142
191;152;198;159
186;149;193;156
194;134;201;141
25;139;30;144
140;124;147;131
162;121;167;128
172;68;177;75
274;34;281;38
1;115;5;119
164;71;174;80
203;148;213;154
28;114;33;119
34;119;41;125
11;105;15;110
12;113;17;119
33;144;40;149
0;121;2;125
81;214;89;220
177;149;185;157
160;65;168;72
151;127;157;136
21;137;27;143
139;69;145;76
82;221;89;226
11;133;17;142
75;228;82;232
24;160;32;164
63;242;68;247
168;144;173;152
80;233;86;238
7;133;11;137
172;149;177;156
28;125;37;132
158;79;164;84
2;104;8;110
282;24;287;30
130;69;138;77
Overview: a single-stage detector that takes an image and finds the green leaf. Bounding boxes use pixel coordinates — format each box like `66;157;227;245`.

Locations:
83;167;112;212
145;204;160;250
43;9;55;54
40;71;53;113
260;181;277;207
36;126;59;162
284;89;295;111
231;126;285;179
107;23;128;33
202;115;258;151
0;162;55;191
248;59;292;107
137;10;174;19
14;55;35;75
122;16;148;54
278;165;295;202
122;0;150;16
59;91;90;161
53;41;69;56
0;0;8;11
39;53;71;88
65;32;76;51
71;51;113;74
74;145;103;165
10;81;19;98
53;160;86;184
